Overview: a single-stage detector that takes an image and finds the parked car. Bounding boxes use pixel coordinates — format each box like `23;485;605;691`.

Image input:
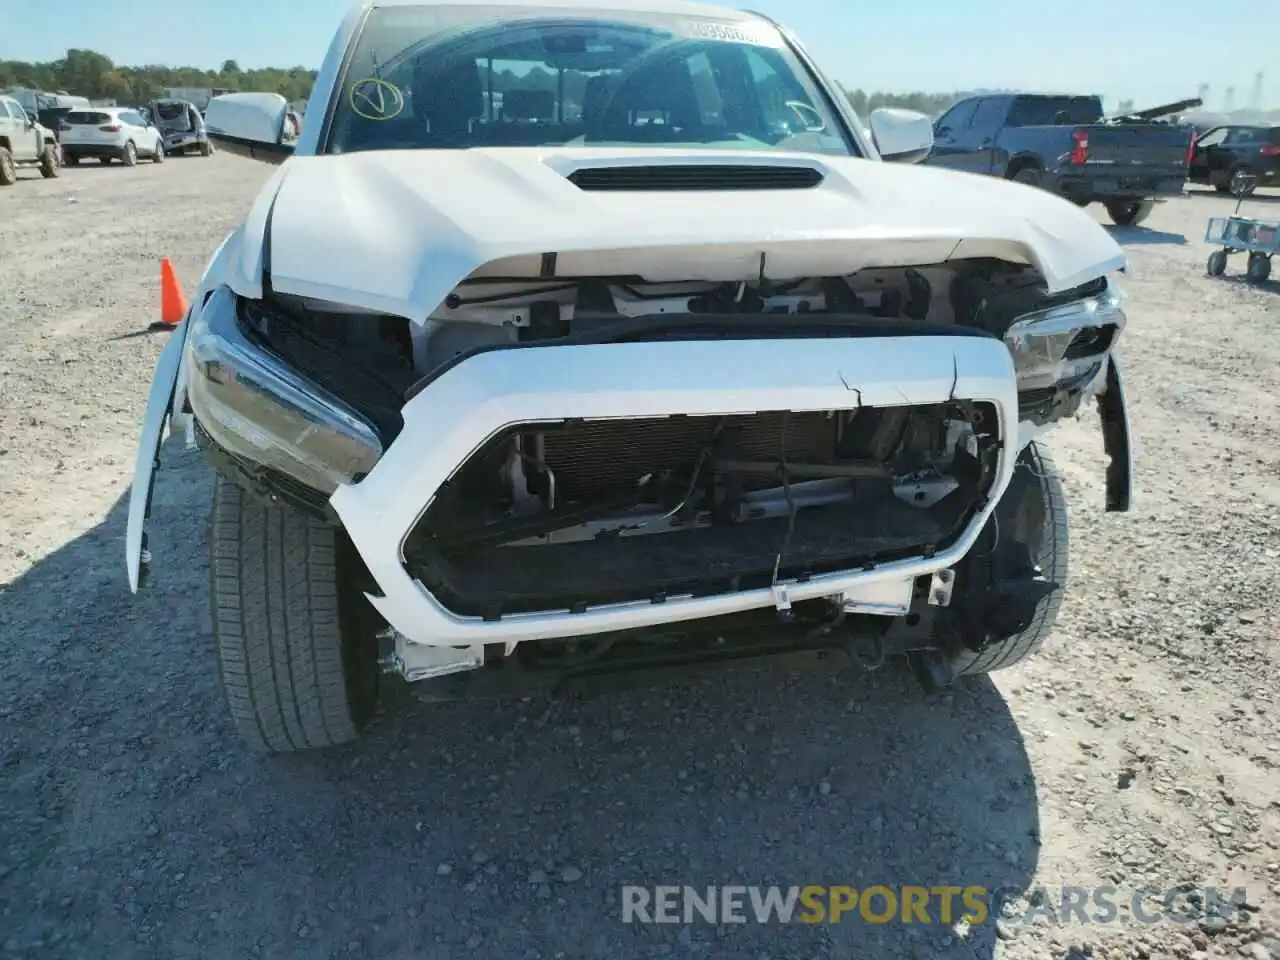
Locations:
60;106;164;166
129;0;1133;754
0;94;60;185
148;98;213;156
1188;125;1280;196
924;93;1196;226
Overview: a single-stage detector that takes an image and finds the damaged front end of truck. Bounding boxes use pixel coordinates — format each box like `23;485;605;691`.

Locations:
127;149;1133;709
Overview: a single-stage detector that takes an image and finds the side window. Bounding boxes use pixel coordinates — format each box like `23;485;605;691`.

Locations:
0;100;12;119
937;99;977;132
1195;127;1229;148
121;111;142;127
1224;128;1256;145
969;97;1007;133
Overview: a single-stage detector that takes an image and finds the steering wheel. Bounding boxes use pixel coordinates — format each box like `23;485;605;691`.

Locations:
784;100;824;132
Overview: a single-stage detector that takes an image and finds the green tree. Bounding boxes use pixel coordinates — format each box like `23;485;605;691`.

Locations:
0;49;317;105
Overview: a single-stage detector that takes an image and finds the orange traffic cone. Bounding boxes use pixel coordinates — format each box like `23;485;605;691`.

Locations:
150;257;189;332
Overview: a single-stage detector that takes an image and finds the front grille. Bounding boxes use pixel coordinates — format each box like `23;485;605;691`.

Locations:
566;164;824;191
539;412;836;503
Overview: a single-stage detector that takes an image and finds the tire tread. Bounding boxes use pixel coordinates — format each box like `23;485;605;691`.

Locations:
210;477;360;753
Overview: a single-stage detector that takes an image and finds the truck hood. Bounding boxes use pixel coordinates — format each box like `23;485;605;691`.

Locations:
254;147;1126;319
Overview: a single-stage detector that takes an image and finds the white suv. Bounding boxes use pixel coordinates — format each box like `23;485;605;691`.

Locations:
61;107;164;167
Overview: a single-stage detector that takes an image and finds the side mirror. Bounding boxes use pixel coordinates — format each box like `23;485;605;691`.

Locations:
935;124;951;138
869;107;934;164
204;92;296;165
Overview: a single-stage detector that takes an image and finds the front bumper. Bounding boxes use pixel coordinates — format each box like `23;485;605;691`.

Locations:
169;286;1133;676
324;335;1020;651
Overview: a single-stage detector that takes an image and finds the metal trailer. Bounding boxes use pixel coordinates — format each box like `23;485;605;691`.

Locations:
1204;174;1278;283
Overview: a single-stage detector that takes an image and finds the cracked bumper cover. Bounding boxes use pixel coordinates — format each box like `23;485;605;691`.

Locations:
326;335;1021;651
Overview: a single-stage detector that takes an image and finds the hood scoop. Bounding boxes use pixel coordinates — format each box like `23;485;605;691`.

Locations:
566;163;825;192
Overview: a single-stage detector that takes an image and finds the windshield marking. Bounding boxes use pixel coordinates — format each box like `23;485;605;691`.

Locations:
349;78;406;121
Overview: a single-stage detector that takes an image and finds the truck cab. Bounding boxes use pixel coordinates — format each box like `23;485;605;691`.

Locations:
0;94;60;185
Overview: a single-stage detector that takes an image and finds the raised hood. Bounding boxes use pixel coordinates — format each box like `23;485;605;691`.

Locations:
257;147;1126;320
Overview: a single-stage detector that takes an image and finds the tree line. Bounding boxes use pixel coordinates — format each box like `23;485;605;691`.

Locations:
2;48;980;116
0;50;317;105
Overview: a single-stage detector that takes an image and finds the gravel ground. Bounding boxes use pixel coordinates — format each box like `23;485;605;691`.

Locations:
1;155;1278;960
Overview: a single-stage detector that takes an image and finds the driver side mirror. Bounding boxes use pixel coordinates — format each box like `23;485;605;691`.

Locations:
869;108;934;164
204;92;296;165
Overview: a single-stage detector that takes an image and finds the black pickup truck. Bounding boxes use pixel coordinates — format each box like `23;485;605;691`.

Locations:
924;93;1196;226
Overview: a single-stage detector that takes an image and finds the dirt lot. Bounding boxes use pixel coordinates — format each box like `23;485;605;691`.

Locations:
0;155;1278;960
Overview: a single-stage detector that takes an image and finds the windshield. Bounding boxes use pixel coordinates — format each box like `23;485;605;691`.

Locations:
325;4;854;156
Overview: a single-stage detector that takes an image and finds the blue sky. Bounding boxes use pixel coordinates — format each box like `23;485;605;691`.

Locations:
1;0;1274;110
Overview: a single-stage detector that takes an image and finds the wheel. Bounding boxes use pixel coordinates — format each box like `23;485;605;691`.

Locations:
1106;200;1154;227
153;143;164;163
1229;167;1256;197
1207;249;1228;277
200;141;212;157
1011;166;1041;188
122;141;137;167
210;476;380;753
39;144;59;178
1246;252;1272;283
945;443;1069;677
0;147;15;186
64;153;79;167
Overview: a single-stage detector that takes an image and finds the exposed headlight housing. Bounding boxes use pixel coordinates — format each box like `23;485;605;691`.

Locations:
185;286;384;495
1004;288;1125;392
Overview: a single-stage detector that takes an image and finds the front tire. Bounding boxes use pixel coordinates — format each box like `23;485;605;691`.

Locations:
1246;252;1272;283
1229;167;1256;197
1106;200;1154;227
210;476;379;753
122;141;137;167
0;147;15;186
1207;249;1228;276
947;443;1069;676
39;144;59;178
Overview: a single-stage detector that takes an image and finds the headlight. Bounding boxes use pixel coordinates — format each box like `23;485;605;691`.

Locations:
186;286;384;493
1004;289;1125;392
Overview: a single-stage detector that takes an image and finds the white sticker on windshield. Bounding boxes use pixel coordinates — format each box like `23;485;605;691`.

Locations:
680;19;785;47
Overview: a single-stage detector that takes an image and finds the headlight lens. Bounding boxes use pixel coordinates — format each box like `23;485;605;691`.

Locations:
1004;290;1125;391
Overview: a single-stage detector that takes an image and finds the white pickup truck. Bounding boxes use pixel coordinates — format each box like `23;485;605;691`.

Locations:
128;0;1134;754
0;94;59;185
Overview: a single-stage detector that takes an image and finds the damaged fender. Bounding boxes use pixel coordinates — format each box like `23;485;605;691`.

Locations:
1098;353;1134;513
126;317;190;592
